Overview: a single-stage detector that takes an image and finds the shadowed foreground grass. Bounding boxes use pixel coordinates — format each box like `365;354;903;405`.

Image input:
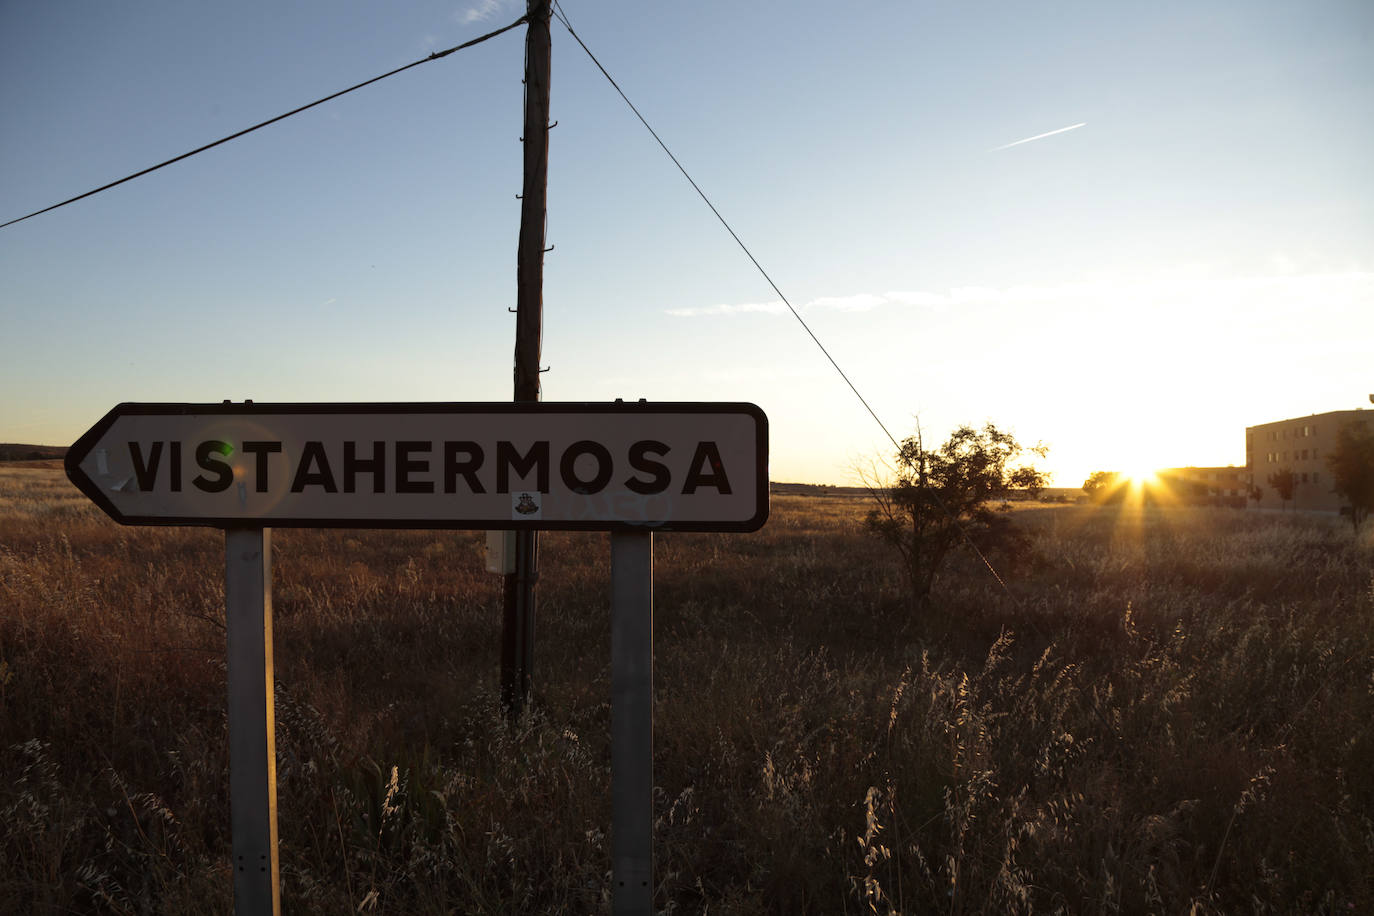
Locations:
1;465;1371;913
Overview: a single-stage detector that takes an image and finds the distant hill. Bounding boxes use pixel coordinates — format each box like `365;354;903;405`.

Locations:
770;482;870;497
770;481;1086;503
0;443;67;462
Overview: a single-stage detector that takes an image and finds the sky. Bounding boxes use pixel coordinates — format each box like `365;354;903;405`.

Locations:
2;0;1372;488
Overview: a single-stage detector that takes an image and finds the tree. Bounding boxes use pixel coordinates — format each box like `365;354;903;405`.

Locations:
1268;467;1296;511
1082;470;1121;502
865;423;1048;609
1325;419;1374;532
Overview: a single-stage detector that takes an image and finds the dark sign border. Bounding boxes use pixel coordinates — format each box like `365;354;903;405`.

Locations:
66;401;769;532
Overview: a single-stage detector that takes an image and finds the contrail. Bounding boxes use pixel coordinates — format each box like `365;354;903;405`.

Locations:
989;122;1086;152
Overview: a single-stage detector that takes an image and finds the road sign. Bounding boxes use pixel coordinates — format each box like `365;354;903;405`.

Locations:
66;401;769;531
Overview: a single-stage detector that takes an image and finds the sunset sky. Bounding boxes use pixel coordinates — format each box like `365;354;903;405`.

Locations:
3;0;1371;488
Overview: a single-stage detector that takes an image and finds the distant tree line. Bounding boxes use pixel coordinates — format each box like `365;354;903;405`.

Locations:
0;444;67;462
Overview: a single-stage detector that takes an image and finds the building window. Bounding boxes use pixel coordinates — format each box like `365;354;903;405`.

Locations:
1301;472;1309;483
1302;449;1308;460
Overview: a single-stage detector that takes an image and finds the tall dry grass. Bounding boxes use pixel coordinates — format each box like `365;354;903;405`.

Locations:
1;464;1371;913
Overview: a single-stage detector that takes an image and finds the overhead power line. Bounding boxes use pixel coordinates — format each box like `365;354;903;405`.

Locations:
551;1;901;454
552;1;1018;599
0;16;527;231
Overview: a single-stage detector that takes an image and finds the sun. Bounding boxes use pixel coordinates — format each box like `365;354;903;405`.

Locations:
1119;461;1160;487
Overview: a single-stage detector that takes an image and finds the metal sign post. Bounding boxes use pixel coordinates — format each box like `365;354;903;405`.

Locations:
611;529;653;914
225;527;280;915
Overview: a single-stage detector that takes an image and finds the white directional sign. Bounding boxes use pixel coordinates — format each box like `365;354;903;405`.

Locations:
65;401;768;531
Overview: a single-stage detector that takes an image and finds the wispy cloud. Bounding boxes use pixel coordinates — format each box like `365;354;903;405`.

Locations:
664;268;1374;322
666;290;954;318
806;293;887;312
665;300;788;318
458;0;506;24
989;122;1086;152
882;290;955;308
702;365;823;383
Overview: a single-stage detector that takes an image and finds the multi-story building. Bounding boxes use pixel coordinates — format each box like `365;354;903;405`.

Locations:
1154;466;1249;508
1246;409;1373;512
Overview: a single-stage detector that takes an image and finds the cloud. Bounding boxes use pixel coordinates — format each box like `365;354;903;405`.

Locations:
883;290;954;309
665;300;788;318
663;268;1374;324
701;365;822;383
805;293;886;312
989;122;1086;152
667;290;959;318
458;0;505;23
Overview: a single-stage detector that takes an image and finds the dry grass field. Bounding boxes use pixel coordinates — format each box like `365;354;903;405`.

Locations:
2;463;1372;913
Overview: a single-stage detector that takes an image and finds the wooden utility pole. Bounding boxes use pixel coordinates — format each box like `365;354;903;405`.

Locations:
502;0;552;718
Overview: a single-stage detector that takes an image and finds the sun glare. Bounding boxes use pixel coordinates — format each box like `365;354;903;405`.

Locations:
1121;464;1159;486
